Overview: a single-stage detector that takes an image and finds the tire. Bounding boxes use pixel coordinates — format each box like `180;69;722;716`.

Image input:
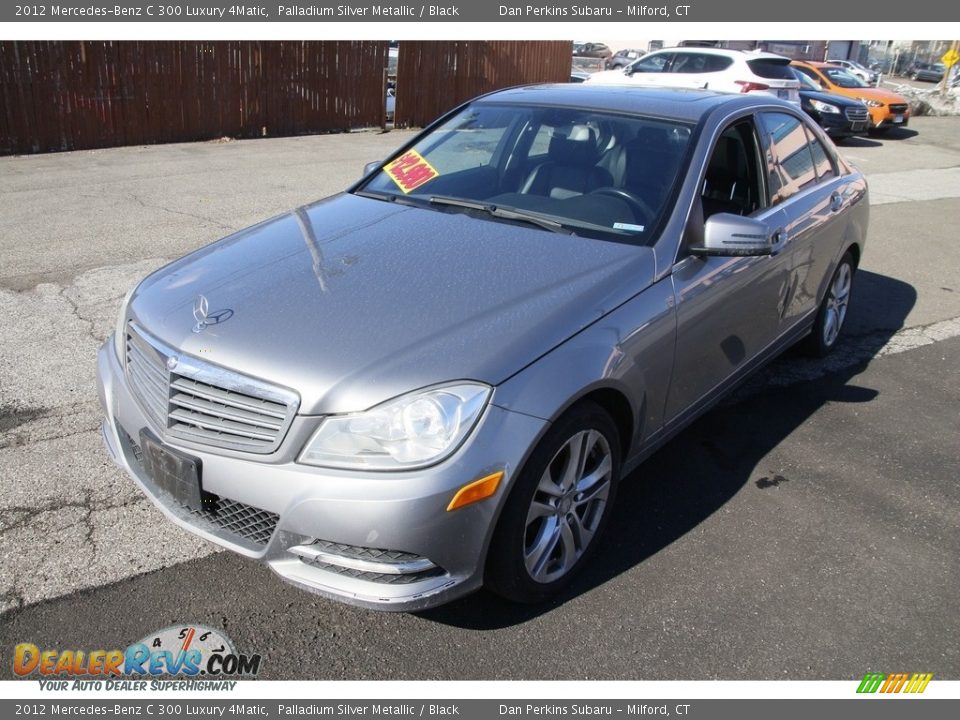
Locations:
803;251;856;357
485;401;621;603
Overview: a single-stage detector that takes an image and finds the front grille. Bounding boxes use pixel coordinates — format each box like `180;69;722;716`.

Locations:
888;104;909;114
308;541;427;566
303;560;445;585
126;329;169;430
123;429;279;547
187;497;279;546
168;376;289;453
844;106;869;123
125;323;298;454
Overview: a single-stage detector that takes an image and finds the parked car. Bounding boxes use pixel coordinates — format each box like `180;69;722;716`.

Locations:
569;69;593;83
792;67;869;141
831;59;879;85
385;87;395;122
98;84;868;611
587;47;800;104
574;42;612;60
792;60;911;134
606;48;645;70
907;62;946;82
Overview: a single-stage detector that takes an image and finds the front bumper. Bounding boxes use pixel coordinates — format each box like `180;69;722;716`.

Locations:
96;338;546;611
869;106;911;129
817;112;869;138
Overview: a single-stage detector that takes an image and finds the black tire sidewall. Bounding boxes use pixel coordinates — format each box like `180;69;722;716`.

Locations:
484;401;622;604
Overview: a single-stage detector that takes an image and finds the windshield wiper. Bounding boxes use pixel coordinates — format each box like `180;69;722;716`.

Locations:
428;196;575;235
354;189;423;208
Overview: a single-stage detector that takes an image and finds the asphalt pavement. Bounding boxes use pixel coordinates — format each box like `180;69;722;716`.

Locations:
1;118;959;680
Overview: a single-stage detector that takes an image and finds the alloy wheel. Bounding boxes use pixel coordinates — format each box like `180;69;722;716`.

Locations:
822;261;852;347
523;429;613;584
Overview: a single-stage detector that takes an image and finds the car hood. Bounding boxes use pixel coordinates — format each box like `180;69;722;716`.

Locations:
799;89;865;108
834;86;908;104
585;69;644;85
129;193;656;415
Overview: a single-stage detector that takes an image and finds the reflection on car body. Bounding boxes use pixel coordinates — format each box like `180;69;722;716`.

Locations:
97;85;868;611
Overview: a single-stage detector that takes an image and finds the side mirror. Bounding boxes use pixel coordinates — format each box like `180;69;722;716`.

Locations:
362;160;382;177
690;213;779;257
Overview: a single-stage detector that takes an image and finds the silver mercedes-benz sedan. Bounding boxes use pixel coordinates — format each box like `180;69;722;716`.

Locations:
96;85;868;610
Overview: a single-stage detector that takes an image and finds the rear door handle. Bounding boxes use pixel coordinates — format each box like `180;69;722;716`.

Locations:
830;192;844;212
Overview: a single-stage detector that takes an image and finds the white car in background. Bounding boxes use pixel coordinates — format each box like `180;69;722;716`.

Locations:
831;59;879;85
586;47;800;105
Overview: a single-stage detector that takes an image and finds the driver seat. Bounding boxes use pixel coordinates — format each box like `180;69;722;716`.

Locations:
520;124;612;200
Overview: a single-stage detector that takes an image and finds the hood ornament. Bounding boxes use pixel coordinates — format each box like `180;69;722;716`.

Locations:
192;294;233;333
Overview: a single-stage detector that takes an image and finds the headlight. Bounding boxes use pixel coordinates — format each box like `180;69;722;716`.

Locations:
810;99;840;114
859;97;884;108
298;383;491;470
113;286;136;363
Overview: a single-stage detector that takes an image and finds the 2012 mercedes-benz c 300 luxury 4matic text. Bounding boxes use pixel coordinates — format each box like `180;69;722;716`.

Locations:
97;85;868;610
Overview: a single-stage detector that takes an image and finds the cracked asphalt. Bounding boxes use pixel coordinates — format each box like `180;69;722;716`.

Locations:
1;119;958;679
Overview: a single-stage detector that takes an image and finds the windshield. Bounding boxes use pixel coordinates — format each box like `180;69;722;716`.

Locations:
357;102;693;243
822;67;868;88
792;68;821;91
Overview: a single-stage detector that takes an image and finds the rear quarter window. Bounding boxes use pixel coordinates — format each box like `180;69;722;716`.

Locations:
748;59;796;80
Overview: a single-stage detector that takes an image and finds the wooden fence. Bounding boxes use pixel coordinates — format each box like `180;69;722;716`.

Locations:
394;41;573;128
0;41;389;155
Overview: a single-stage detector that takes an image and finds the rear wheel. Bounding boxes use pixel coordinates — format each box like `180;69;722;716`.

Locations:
485;402;621;603
804;251;855;357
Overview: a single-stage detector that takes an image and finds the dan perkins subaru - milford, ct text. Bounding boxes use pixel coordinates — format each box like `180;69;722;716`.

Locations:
499;5;685;16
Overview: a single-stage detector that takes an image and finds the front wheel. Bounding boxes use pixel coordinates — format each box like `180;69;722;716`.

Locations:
804;252;855;357
485;402;621;603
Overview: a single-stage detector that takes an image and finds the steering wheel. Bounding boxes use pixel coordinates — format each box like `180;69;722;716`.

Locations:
588;187;655;226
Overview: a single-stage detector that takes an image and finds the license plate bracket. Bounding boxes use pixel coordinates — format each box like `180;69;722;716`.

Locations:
850;121;866;132
140;429;208;512
893;114;904;124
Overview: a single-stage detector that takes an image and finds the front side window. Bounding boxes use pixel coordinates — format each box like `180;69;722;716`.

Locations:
630;52;673;73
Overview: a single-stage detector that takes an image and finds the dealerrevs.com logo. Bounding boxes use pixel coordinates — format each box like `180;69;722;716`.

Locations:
14;624;261;690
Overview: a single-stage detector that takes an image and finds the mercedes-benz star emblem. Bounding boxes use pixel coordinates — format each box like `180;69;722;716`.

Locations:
191;294;233;333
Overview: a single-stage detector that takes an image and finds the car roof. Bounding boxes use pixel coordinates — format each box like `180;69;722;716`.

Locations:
476;83;787;123
795;60;841;69
651;46;789;61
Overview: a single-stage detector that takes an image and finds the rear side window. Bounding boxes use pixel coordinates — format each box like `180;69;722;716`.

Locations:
748;59;796;80
759;112;818;205
671;53;733;73
807;133;836;181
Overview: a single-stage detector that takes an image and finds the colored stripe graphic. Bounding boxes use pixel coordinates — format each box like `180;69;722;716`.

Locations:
857;673;885;693
904;673;934;694
857;672;932;694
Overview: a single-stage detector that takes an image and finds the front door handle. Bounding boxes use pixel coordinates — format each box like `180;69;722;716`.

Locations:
830;192;844;212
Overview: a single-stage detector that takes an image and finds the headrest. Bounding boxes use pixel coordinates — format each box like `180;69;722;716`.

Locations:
548;124;600;167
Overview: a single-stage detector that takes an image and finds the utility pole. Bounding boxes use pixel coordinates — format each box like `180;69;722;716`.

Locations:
940;40;959;97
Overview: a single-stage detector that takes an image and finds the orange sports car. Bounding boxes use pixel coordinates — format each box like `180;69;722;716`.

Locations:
792;60;911;133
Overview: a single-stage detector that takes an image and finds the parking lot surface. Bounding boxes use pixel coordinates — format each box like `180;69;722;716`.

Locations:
1;118;958;679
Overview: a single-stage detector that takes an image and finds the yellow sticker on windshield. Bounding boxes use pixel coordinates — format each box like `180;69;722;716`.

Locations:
384;150;440;193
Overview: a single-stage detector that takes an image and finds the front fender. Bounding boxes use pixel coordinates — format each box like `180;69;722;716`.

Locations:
493;278;677;461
